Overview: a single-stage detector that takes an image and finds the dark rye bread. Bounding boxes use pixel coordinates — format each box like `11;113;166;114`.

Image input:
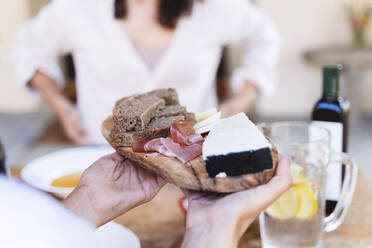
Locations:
155;105;186;119
149;88;179;105
114;88;179;109
110;116;185;147
113;95;165;132
185;112;196;125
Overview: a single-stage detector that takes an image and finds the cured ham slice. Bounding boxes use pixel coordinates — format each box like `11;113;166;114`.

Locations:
132;137;202;163
170;121;204;145
132;139;151;152
132;120;204;163
160;138;202;163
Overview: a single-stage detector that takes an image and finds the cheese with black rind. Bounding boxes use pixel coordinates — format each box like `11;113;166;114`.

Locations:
202;113;274;178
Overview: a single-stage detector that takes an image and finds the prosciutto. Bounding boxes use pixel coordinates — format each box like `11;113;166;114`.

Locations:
132;120;204;163
133;137;202;163
132;139;151;152
170;121;204;145
160;138;202;163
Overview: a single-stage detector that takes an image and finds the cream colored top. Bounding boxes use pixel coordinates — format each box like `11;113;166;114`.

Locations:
12;0;280;144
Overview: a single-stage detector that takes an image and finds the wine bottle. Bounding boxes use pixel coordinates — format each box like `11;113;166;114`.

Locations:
0;141;6;176
311;65;349;216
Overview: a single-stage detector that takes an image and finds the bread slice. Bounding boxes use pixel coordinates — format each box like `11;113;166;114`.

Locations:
110;115;185;147
185;112;196;125
148;88;179;105
113;95;165;132
155;105;187;118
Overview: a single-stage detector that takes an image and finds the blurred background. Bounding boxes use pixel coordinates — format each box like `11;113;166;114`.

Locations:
0;0;371;177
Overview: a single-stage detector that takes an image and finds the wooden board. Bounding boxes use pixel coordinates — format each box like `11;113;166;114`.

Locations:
102;116;278;193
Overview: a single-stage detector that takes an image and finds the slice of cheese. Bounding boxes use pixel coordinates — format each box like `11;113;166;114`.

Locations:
193;111;221;130
195;122;217;134
202;113;273;178
195;108;217;122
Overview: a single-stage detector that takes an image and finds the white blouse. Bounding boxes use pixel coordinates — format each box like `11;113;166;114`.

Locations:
0;176;140;248
12;0;280;144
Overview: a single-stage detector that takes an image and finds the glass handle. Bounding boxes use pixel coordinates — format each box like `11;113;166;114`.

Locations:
324;153;358;232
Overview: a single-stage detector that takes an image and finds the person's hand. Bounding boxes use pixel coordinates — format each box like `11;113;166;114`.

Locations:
57;102;91;146
219;81;258;118
29;71;91;145
63;153;166;227
181;157;292;248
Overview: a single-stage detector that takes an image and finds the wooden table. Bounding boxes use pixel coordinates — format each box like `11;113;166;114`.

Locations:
11;167;372;248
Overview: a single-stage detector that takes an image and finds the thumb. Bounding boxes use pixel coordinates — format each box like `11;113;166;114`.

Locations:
240;157;292;209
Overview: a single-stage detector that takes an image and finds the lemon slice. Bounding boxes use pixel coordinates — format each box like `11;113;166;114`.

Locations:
290;163;308;184
265;187;299;220
195;108;217;122
293;183;318;220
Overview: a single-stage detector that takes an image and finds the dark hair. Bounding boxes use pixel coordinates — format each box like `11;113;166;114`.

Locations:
114;0;194;29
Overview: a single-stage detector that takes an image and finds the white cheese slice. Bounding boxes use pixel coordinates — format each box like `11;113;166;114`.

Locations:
195;122;217;134
215;172;227;178
202;113;271;160
193;111;221;130
196;108;217;122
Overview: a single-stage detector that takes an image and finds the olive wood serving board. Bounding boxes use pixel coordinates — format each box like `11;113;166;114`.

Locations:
102;116;278;193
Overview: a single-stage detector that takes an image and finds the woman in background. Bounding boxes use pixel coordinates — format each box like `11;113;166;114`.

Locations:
13;0;279;145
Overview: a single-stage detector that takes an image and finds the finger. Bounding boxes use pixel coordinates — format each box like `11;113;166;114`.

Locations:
156;177;167;187
69;133;86;146
73;121;92;145
181;189;216;201
66;127;90;146
240;157;292;208
100;152;126;164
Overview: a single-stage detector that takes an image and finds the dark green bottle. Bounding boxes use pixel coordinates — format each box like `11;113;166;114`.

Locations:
312;65;349;216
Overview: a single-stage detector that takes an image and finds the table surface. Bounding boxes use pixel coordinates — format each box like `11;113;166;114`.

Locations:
11;166;372;248
11;121;372;247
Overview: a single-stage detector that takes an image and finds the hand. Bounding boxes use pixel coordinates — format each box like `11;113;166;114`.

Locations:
29;71;91;146
57;102;91;146
219;81;258;118
181;157;292;248
63;153;166;226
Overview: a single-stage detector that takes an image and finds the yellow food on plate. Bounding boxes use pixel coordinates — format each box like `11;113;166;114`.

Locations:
265;187;299;220
51;173;82;188
293;183;318;220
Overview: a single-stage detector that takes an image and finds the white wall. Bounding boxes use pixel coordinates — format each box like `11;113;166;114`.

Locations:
0;1;39;113
254;0;372;118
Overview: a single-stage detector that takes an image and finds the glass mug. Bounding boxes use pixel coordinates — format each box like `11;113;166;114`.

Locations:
259;122;358;248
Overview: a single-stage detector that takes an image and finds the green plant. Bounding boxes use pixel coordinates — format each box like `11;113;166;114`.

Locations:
345;0;372;47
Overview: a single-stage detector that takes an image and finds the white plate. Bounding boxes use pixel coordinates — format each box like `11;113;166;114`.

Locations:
21;146;115;198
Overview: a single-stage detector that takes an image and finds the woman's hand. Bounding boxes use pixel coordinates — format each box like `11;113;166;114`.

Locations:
29;71;91;146
220;81;258;118
181;157;292;248
57;102;91;146
63;153;166;227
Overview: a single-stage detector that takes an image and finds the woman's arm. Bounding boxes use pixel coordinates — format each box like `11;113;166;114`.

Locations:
30;71;90;145
219;82;258;118
219;0;280;116
12;0;90;145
